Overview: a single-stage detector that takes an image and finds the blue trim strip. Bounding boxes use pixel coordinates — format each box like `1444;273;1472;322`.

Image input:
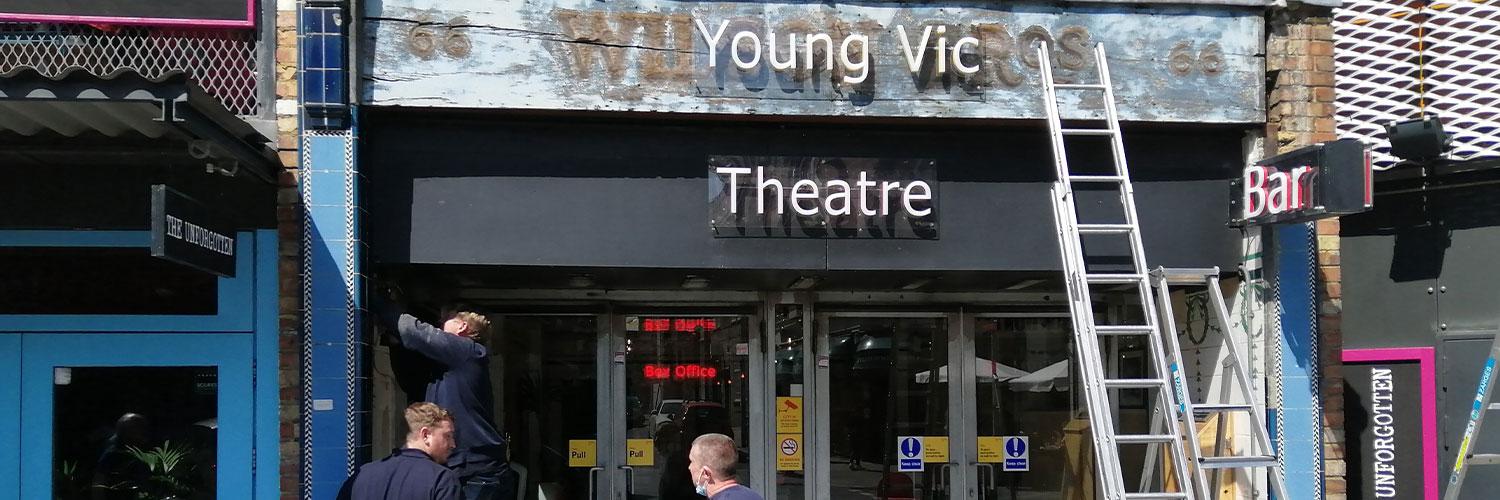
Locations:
254;229;282;500
0;335;17;500
0;231;255;332
0;230;149;247
19;333;255;500
1276;222;1321;497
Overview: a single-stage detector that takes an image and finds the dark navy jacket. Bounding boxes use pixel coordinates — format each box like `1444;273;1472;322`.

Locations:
376;306;508;473
338;449;462;500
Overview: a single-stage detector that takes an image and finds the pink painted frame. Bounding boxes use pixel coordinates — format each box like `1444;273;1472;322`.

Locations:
0;0;255;28
1343;347;1439;500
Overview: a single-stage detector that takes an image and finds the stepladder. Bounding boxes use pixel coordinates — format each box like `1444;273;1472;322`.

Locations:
1445;334;1500;500
1148;267;1288;500
1038;40;1197;499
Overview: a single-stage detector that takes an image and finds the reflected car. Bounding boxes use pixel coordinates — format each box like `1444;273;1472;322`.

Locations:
651;399;685;433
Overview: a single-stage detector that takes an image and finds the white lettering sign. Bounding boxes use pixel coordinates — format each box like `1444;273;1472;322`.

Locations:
695;19;979;83
717;166;932;218
1242;165;1316;220
1370;367;1397;498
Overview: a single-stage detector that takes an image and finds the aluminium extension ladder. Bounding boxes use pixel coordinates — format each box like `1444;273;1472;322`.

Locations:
1148;267;1288;500
1037;41;1196;499
1445;334;1500;500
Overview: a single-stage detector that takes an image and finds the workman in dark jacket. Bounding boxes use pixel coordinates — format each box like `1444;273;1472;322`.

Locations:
339;402;463;500
374;294;515;500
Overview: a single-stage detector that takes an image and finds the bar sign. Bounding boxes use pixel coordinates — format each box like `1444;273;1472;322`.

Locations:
151;185;236;277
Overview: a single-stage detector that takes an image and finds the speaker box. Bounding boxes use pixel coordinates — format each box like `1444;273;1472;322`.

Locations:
1385;117;1451;162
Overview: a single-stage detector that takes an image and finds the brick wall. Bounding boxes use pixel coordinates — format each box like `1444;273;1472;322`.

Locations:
274;1;303;499
1267;5;1344;498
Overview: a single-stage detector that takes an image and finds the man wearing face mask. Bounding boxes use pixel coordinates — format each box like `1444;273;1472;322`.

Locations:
339;402;462;500
687;433;763;500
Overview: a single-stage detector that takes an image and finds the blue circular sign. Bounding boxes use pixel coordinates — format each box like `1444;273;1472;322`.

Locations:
900;437;921;458
1005;437;1027;457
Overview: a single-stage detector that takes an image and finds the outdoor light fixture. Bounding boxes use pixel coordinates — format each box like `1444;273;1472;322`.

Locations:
900;278;935;290
681;275;711;289
788;276;820;290
1385;116;1452;163
567;274;596;288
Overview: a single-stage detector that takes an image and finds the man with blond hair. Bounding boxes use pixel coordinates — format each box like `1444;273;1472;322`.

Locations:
375;298;514;500
688;433;762;500
340;402;461;499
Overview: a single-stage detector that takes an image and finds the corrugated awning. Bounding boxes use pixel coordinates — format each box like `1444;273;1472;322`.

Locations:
0;67;279;184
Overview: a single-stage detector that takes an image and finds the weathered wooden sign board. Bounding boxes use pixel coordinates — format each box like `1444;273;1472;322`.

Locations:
366;0;1264;122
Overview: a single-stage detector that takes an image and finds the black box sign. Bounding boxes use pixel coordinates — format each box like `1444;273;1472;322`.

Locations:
151;185;236;277
1230;139;1373;227
709;156;937;239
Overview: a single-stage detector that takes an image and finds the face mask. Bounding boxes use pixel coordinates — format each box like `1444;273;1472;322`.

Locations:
694;470;709;497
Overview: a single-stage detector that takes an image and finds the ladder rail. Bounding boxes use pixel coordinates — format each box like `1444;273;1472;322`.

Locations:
1040;41;1197;500
1151;273;1214;498
1039;40;1128;496
1444;335;1500;500
1204;274;1289;499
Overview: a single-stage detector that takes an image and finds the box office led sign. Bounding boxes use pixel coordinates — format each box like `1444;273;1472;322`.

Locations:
1229;139;1373;227
151;185;236;277
710;156;937;239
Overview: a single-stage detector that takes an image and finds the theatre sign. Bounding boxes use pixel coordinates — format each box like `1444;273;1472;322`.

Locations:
366;0;1264;122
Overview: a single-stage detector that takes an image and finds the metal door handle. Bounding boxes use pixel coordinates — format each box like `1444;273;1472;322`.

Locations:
620;465;636;494
935;463;953;493
587;467;604;500
973;463;997;500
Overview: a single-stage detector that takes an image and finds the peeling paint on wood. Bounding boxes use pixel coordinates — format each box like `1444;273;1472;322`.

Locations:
365;0;1265;123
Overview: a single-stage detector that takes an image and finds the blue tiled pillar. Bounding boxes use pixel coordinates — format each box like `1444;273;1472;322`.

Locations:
1276;222;1322;498
299;1;359;497
301;132;364;500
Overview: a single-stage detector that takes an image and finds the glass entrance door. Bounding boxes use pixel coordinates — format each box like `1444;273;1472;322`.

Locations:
618;314;756;500
491;315;601;500
820;313;955;500
19;333;253;500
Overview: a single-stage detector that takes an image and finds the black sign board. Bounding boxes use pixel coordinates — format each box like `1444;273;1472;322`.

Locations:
151;185;236;277
1229;139;1373;227
709;156;937;239
0;0;255;28
1342;361;1424;499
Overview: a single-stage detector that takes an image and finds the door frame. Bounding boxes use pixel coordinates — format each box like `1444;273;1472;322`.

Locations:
0;335;17;500
813;310;968;500
18;332;256;500
604;306;767;500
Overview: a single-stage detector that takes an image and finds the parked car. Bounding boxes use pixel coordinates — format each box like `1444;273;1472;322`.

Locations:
650;399;685;433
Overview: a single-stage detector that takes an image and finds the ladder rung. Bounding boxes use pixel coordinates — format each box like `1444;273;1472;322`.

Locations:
1068;175;1125;183
1470;454;1500;466
1054;83;1109;91
1153;267;1223;284
1115;434;1178;444
1124;494;1188;500
1194;403;1255;413
1094;325;1156;336
1489;402;1500;411
1061;128;1116;137
1200;455;1278;469
1104;378;1168;389
1077;224;1134;234
1086;273;1146;284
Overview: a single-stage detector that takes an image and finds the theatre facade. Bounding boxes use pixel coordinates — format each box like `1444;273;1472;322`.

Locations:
288;0;1340;498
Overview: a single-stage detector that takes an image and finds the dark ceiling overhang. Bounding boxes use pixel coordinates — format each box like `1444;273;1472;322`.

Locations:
0;67;280;185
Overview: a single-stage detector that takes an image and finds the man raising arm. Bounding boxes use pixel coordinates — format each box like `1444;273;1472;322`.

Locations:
374;295;515;500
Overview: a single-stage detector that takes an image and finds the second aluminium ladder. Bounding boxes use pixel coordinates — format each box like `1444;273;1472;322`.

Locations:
1151;267;1288;500
1038;41;1197;499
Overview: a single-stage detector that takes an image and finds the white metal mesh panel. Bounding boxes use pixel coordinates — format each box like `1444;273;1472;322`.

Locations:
1333;0;1423;169
0;23;261;116
1335;0;1500;168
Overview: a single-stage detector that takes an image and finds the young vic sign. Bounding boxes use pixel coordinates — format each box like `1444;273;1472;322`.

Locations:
1230;139;1373;226
709;156;937;239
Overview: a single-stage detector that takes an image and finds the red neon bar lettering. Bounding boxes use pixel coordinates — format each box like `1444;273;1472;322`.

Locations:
642;364;719;380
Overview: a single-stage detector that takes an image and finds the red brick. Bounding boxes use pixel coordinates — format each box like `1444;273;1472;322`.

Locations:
1319;250;1341;265
1320;266;1341;283
1314;86;1337;102
1309;40;1336;56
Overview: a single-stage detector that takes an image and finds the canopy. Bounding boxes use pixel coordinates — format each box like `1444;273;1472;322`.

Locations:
1007;360;1070;392
915;358;1029;384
